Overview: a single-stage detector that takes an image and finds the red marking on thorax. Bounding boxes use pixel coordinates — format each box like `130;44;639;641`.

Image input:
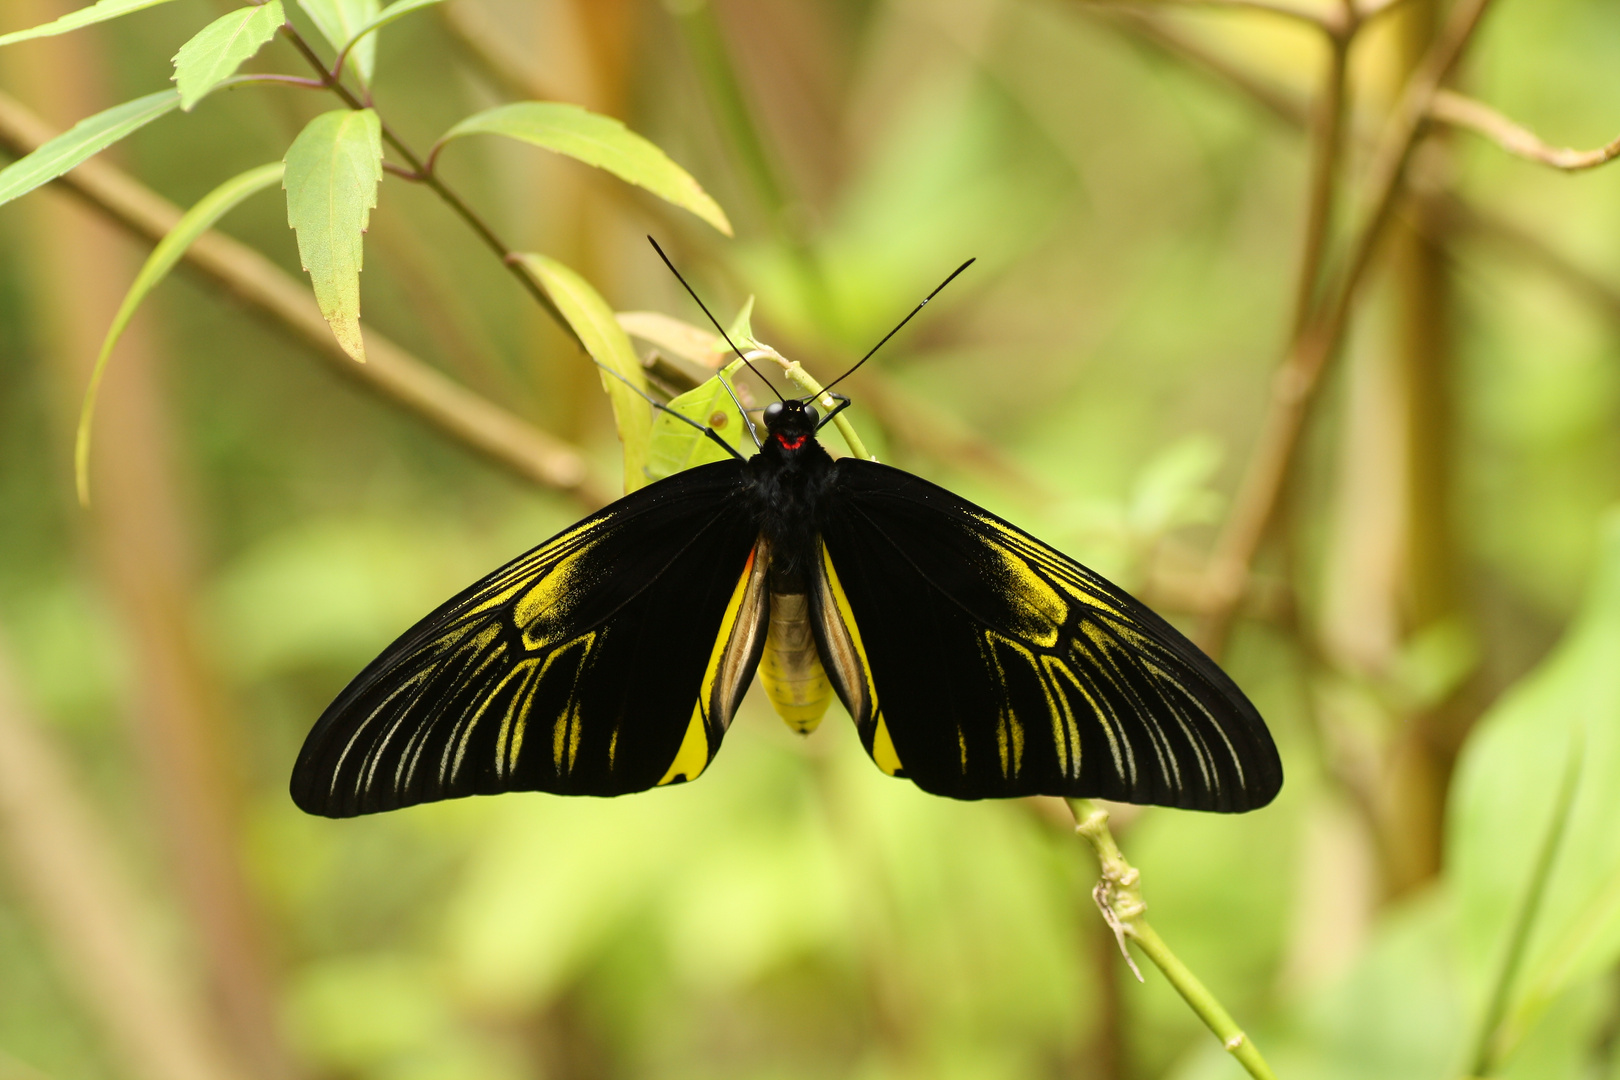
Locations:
775;433;807;451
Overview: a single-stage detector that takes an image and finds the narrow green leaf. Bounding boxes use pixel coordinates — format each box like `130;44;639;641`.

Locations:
436;103;732;236
646;358;749;481
298;0;380;84
283;109;382;362
1449;509;1620;1063
172;1;284;111
512;254;652;492
338;0;440;62
77;162;285;506
0;0;176;47
0;89;181;208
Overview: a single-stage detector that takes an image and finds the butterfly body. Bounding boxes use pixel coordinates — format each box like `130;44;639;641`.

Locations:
292;400;1281;818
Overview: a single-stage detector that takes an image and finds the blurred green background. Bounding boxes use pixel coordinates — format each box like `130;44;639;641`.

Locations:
3;0;1620;1078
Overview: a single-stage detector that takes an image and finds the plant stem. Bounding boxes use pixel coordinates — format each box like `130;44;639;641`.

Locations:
668;2;835;331
748;344;873;460
1068;798;1280;1080
1197;0;1499;656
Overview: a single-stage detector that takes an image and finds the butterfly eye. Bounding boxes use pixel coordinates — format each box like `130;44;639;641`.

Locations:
764;402;784;424
804;404;820;426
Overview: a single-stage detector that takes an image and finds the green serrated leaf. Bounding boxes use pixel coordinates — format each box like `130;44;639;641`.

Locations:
0;89;181;209
172;1;284;111
284;109;382;363
725;295;755;347
511;254;652;493
646;359;749;481
77;162;285;506
0;0;177;47
435;102;732;236
298;0;380;85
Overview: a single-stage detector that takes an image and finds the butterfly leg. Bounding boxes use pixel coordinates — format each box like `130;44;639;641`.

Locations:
814;393;852;431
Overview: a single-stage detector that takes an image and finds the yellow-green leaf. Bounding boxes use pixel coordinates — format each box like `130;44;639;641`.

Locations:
0;89;180;208
298;0;380;85
435;103;732;236
646;358;750;481
172;1;284;111
512;253;652;492
77;162;285;506
0;0;177;47
725;295;755;347
283;109;382;363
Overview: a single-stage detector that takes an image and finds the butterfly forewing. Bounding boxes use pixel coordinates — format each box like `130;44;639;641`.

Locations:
291;461;762;817
817;461;1281;812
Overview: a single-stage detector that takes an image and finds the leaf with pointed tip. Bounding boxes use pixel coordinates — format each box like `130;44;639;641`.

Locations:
0;0;177;47
78;162;285;506
725;295;755;348
172;1;284;111
645;358;749;481
0;89;180;208
436;103;732;236
513;254;652;492
298;0;380;85
283;109;382;363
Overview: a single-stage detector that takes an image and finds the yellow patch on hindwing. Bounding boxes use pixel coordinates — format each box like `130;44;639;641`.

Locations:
657;707;710;786
657;545;763;785
817;545;897;774
871;714;903;776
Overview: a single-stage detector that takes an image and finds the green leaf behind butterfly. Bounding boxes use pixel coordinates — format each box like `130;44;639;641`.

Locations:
645;359;749;482
298;0;380;85
283;109;383;363
0;89;181;209
435;103;732;236
512;254;652;493
172;1;285;111
77;162;286;507
0;0;177;47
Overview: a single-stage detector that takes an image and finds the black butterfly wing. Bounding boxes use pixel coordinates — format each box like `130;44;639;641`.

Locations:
815;460;1281;812
291;461;768;817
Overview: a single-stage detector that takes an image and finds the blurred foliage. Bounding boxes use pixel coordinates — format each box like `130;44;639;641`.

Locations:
2;0;1620;1079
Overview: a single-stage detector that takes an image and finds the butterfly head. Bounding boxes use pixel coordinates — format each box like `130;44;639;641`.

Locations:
762;399;820;453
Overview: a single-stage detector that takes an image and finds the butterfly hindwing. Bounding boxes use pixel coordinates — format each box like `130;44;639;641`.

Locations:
815;460;1281;812
291;461;765;817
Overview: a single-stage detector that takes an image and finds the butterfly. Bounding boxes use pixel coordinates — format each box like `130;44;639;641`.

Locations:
290;247;1282;818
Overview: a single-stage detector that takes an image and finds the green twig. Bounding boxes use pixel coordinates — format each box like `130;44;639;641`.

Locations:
746;343;872;461
1068;798;1280;1080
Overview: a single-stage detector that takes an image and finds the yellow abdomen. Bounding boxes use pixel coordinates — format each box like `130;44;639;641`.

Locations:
759;592;831;733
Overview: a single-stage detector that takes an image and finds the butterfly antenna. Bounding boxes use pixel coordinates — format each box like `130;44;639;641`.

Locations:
588;357;747;462
820;258;976;396
648;236;785;404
